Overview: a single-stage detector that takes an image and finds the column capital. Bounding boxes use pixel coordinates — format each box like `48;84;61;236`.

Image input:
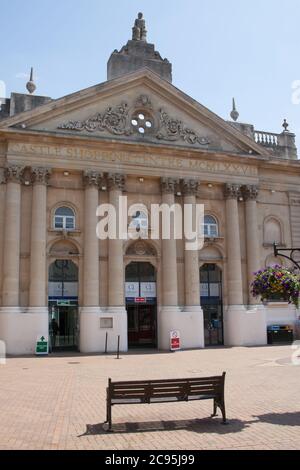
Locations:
224;183;242;200
242;185;259;201
182;178;199;196
4;165;25;184
161;177;179;194
31;167;51;185
108;173;126;191
83;169;103;187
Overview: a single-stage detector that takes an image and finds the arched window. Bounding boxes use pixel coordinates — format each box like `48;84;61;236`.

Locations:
54;207;75;231
132;211;148;231
203;215;218;238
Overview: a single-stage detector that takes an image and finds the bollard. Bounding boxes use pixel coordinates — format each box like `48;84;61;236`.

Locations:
117;335;120;360
105;332;108;354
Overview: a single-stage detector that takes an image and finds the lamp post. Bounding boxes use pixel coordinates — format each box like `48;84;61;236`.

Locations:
273;243;300;271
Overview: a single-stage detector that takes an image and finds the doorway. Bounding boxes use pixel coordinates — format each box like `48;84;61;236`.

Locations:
48;260;79;351
126;262;157;348
200;264;224;347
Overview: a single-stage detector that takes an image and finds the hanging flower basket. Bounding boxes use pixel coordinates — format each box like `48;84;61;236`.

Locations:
251;265;300;308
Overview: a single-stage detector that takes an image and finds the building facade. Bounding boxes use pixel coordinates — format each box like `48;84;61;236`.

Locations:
0;14;299;355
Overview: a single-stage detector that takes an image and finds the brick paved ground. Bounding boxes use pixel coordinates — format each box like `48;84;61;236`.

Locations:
0;345;299;450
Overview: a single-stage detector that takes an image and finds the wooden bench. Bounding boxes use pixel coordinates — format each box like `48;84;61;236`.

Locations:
105;373;226;431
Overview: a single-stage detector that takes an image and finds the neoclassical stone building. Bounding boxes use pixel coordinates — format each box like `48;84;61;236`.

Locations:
0;14;299;354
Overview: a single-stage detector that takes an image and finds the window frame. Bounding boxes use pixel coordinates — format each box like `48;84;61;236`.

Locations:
54;207;76;231
203;215;219;238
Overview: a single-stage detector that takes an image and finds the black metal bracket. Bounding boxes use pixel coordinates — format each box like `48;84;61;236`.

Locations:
273;243;300;271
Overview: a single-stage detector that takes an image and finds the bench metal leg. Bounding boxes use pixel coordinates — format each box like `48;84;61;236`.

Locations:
220;402;227;425
211;400;218;418
106;401;112;431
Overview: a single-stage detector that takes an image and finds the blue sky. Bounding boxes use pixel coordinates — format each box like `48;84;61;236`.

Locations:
1;0;300;147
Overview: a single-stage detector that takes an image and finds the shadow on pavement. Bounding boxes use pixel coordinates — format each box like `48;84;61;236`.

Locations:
80;417;248;436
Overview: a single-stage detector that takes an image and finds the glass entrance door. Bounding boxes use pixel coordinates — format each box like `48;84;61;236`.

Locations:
126;262;157;348
200;264;224;346
49;305;79;351
48;260;79;352
127;304;157;347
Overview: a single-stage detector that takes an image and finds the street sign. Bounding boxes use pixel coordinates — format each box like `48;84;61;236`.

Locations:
170;330;181;351
35;336;49;355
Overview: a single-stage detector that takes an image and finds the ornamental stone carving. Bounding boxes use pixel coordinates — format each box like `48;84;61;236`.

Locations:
83;170;103;187
126;240;156;256
242;185;259;201
182;179;199;196
156;110;210;146
135;94;153;109
4;165;25;183
31;167;51;185
108;173;126;191
161;177;179;194
224;183;242;200
58;102;133;136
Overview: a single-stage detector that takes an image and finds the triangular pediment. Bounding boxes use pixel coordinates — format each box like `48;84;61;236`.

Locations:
0;69;269;156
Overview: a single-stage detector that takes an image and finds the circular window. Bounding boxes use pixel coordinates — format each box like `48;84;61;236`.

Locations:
131;111;153;135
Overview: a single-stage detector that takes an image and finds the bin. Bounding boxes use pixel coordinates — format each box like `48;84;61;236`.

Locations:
267;325;294;345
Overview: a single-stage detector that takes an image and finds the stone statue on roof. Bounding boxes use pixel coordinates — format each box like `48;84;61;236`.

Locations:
132;12;147;42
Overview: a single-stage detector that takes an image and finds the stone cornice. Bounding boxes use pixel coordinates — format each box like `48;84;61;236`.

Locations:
0;69;270;156
31;167;52;185
224;183;242;200
4;165;25;183
108;173;126;191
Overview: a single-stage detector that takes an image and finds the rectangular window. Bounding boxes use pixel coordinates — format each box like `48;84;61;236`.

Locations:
66;217;74;230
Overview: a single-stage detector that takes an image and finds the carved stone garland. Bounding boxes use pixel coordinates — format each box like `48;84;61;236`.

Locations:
58;103;133;136
156;109;210;146
57;96;211;148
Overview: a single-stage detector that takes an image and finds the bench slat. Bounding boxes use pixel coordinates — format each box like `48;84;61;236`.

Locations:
111;376;223;386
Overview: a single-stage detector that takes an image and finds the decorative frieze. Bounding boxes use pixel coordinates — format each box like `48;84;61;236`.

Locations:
161;177;179;194
224;183;242;200
31;167;51;185
182;178;199;196
58;102;133;136
242;185;259;201
4;165;25;184
83;170;103;187
135;94;153;110
156;110;210;146
108;173;126;191
8;143;258;177
57;98;211;149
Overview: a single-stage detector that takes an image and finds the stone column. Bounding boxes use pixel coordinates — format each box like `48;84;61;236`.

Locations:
225;183;244;306
182;179;201;308
158;177;204;350
83;170;102;307
29;168;51;307
108;173;126;308
0;170;6;306
243;185;261;305
223;183;254;347
2;166;24;306
161;177;179;307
